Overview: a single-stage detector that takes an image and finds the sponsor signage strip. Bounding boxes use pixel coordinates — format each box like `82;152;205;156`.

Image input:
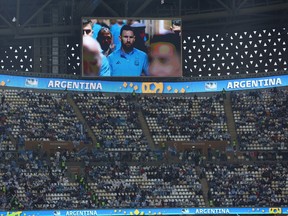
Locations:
1;207;287;215
0;74;287;93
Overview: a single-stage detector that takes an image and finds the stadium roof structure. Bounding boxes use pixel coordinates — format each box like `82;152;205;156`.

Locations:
0;0;287;38
0;0;287;77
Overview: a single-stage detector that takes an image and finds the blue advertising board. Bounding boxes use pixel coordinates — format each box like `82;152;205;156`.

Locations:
0;74;287;93
0;207;287;216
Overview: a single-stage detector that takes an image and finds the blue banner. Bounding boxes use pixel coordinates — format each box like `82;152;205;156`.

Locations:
1;207;287;215
0;74;287;93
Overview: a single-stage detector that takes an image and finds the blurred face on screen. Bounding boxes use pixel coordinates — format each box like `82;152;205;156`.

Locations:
83;23;93;36
117;19;124;25
82;35;102;76
99;28;113;51
148;42;182;77
120;30;135;52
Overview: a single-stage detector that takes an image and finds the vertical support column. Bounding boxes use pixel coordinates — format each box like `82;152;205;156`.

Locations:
32;5;48;73
52;37;59;74
33;37;50;73
33;38;41;73
42;38;50;73
51;7;59;74
59;37;67;74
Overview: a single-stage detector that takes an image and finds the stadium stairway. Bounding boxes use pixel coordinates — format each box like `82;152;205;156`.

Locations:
135;103;181;163
196;166;210;207
223;92;245;160
135;103;157;151
223;92;238;146
8;132;18;150
66;92;97;145
66;161;85;180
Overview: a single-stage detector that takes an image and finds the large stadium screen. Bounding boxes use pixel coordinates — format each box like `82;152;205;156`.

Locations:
81;17;182;78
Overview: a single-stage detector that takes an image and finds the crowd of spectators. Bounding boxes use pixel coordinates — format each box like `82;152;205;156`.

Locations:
0;150;69;210
1;148;287;210
51;147;165;163
0;93;14;151
0;149;204;210
0;87;287;211
231;88;288;151
73;93;148;151
140;94;230;145
205;162;288;207
3;89;90;144
86;162;204;208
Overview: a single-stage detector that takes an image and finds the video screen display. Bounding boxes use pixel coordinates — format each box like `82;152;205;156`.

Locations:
81;18;182;77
